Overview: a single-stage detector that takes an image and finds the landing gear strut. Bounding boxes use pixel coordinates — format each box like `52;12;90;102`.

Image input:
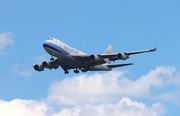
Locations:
63;69;69;74
80;67;88;73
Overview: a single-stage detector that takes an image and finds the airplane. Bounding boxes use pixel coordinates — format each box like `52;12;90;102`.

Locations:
33;37;157;74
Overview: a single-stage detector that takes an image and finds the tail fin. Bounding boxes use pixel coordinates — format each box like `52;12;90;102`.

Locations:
104;45;113;64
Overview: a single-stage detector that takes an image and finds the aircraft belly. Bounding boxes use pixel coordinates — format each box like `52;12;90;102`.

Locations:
58;55;84;67
45;47;84;67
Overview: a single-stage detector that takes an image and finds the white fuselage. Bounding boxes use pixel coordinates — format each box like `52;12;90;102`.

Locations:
43;38;112;71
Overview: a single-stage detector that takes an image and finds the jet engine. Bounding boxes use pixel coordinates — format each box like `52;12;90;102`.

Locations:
33;64;44;71
117;53;129;60
90;54;100;61
42;61;51;68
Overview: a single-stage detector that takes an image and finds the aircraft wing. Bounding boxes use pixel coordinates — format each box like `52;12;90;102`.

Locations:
72;47;157;63
125;47;157;55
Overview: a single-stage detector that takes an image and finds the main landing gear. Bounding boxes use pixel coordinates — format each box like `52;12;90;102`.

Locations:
63;68;69;74
80;68;88;73
74;68;88;74
62;67;69;74
74;69;79;74
63;68;88;74
64;70;69;74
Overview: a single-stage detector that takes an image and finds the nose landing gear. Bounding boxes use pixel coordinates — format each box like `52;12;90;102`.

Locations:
50;53;55;61
50;57;54;61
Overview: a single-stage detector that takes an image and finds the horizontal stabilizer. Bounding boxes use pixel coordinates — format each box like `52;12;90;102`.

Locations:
107;63;133;68
150;47;157;52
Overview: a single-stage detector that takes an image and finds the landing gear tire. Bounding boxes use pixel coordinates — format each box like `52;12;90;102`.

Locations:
74;69;79;74
64;71;69;74
81;68;88;73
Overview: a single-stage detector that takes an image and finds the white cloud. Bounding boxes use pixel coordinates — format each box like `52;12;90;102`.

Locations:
47;71;124;105
12;64;33;77
52;97;165;116
0;99;47;116
1;65;180;116
0;32;14;53
154;67;180;105
0;98;165;116
157;90;180;106
47;66;177;105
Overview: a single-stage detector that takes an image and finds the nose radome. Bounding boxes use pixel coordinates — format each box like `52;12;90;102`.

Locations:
43;42;46;48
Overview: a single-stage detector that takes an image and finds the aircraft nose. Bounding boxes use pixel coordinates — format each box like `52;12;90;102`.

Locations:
43;41;48;48
43;42;46;48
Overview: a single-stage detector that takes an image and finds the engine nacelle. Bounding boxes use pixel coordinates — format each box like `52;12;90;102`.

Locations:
90;54;100;61
42;61;51;68
117;53;129;60
33;64;44;71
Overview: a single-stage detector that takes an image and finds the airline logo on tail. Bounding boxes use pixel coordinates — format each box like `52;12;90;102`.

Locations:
104;45;113;64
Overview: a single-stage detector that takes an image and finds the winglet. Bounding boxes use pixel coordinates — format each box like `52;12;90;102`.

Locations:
150;47;157;52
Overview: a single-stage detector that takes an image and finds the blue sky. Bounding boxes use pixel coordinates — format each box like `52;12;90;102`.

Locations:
0;0;180;116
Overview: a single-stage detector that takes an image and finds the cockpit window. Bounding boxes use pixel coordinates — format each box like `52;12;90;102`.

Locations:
48;38;53;40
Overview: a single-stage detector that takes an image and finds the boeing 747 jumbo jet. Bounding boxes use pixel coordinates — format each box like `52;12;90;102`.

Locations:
33;37;157;74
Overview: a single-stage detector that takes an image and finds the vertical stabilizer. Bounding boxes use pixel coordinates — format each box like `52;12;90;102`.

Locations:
104;45;113;64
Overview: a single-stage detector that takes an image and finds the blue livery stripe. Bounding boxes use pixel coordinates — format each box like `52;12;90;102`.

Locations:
43;42;69;55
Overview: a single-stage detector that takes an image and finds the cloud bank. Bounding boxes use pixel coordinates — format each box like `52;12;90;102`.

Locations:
47;66;177;105
0;97;164;116
1;66;180;116
0;32;14;53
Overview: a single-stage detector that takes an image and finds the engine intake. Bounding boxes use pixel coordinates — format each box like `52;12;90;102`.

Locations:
33;64;44;71
117;53;129;60
42;61;51;68
90;54;100;61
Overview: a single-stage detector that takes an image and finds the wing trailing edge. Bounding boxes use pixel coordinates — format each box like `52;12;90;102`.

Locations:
107;63;133;68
